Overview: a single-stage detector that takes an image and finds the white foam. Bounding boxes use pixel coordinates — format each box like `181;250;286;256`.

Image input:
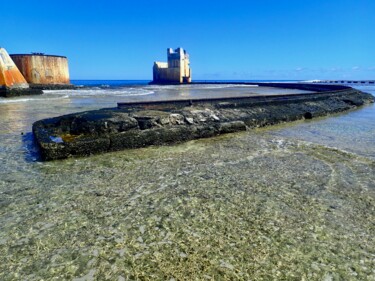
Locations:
146;84;260;92
43;88;155;97
302;80;321;83
197;84;259;89
0;95;69;104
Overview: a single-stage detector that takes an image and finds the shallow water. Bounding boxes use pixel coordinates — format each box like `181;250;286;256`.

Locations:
42;83;314;104
0;84;374;280
264;86;375;161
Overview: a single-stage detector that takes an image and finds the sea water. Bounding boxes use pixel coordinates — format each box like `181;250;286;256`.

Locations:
0;82;374;280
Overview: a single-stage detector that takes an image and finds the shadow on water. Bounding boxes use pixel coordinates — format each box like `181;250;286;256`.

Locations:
22;132;42;162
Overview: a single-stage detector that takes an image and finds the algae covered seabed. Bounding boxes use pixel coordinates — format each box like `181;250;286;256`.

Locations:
0;85;374;280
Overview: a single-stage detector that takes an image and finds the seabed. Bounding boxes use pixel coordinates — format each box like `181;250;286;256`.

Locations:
1;133;374;280
0;82;374;280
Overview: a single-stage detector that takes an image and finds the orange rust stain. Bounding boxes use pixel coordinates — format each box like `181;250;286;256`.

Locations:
0;66;28;88
11;55;70;85
0;48;28;88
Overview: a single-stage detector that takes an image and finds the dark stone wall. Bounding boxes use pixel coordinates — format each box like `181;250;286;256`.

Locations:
0;87;43;97
32;86;374;160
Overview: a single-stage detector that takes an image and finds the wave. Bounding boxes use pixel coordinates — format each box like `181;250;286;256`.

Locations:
301;80;321;83
43;88;155;97
147;84;259;91
0;95;69;104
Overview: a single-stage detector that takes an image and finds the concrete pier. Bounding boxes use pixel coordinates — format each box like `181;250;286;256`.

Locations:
310;80;375;85
33;83;374;160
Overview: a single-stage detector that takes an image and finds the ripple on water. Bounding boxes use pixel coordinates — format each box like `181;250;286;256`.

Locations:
0;131;374;280
0;86;374;280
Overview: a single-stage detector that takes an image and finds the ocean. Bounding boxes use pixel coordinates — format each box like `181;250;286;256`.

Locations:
0;81;374;280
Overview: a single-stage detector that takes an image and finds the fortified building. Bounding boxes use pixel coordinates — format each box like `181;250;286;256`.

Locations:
153;48;191;84
10;53;70;86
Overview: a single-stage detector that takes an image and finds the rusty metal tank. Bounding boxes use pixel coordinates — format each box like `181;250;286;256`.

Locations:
10;53;70;85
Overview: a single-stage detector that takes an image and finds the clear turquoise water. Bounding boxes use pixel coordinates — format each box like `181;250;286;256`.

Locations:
0;84;374;280
264;85;375;160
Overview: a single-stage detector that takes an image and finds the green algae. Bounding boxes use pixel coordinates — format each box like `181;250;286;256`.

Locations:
61;133;83;143
0;131;374;280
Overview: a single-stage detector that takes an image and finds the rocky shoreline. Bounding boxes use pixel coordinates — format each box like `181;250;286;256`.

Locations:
32;84;374;160
0;87;43;97
0;84;76;97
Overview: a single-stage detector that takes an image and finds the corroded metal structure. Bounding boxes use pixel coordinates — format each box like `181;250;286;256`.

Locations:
10;53;70;85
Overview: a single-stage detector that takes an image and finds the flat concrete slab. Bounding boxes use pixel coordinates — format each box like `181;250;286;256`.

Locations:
117;84;316;103
33;84;374;160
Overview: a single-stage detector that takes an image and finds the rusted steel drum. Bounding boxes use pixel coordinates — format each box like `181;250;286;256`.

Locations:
10;53;70;85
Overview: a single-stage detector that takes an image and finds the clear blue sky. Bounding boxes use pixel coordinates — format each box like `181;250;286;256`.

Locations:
1;0;374;80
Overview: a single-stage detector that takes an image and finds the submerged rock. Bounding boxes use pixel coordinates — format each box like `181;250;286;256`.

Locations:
32;85;374;160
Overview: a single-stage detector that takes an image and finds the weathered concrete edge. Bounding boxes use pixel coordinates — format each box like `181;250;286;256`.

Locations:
32;88;374;161
0;87;43;97
29;84;77;90
0;84;76;97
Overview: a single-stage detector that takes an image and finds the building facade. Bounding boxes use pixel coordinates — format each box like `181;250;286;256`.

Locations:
153;48;191;84
10;53;70;85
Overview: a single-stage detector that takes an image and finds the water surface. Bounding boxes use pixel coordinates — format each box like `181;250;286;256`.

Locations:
0;83;374;280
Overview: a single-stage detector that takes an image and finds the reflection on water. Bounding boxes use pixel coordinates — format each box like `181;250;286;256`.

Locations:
0;84;374;280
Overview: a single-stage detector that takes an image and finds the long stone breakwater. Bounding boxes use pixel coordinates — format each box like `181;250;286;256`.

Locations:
33;83;374;160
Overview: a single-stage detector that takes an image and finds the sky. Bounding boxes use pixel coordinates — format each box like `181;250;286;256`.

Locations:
1;0;374;80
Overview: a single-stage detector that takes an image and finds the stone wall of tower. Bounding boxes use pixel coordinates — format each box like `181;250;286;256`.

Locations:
152;47;191;84
10;54;70;85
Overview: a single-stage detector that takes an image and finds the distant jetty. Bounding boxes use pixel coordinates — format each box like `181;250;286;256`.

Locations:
32;83;374;160
308;80;375;85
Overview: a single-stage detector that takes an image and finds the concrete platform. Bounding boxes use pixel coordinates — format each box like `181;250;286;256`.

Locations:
117;82;351;110
33;83;374;160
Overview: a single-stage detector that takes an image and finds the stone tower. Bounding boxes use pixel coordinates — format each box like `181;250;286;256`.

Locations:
153;47;191;84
